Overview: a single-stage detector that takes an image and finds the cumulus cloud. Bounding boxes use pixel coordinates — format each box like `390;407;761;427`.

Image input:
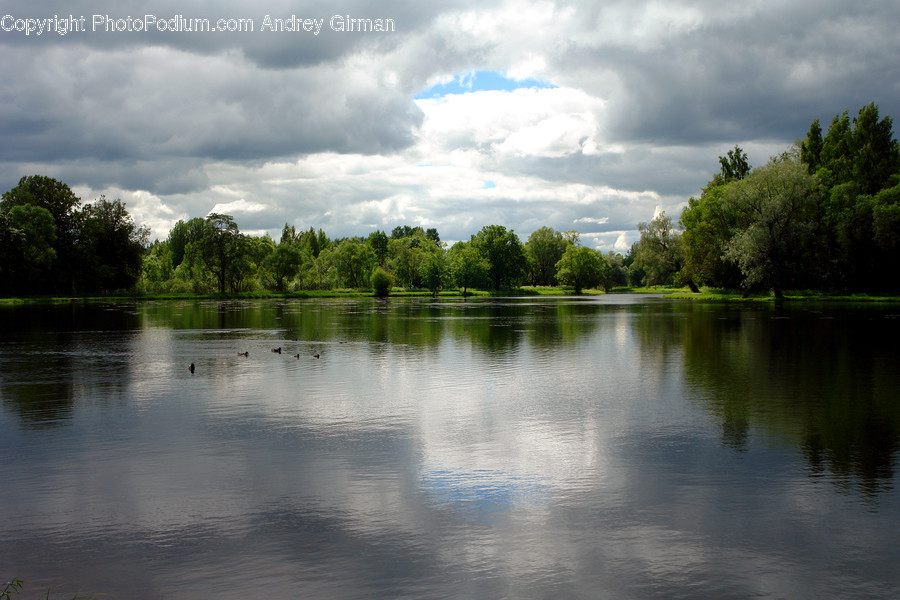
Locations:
2;0;899;248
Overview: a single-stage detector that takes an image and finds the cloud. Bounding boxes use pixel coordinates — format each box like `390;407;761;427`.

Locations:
574;217;609;225
2;0;899;250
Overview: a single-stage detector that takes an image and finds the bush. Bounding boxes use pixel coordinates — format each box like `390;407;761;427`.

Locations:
371;267;393;297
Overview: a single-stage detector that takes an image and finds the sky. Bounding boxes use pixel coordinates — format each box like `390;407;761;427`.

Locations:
1;1;899;251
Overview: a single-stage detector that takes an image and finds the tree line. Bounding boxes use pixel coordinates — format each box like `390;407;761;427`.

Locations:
0;175;147;296
3;102;896;298
139;216;618;296
632;102;900;297
0;176;620;296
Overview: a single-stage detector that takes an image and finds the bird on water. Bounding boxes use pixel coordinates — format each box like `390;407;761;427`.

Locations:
189;363;195;374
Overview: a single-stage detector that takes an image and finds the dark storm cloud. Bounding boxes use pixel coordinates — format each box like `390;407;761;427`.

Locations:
554;0;900;147
2;0;899;242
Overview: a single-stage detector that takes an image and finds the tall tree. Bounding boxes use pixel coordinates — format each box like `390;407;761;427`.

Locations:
632;212;694;289
851;102;900;195
555;245;610;293
195;213;246;293
1;175;82;292
449;241;488;296
470;225;527;290
526;226;569;286
722;157;822;298
368;229;390;265
718;145;751;183
4;205;57;294
332;239;376;288
78;197;148;292
800;119;824;175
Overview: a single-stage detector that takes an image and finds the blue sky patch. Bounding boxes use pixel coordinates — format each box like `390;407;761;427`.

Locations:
482;180;496;189
415;70;557;99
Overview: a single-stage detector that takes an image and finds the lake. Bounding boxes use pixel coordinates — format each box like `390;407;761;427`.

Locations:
1;295;899;599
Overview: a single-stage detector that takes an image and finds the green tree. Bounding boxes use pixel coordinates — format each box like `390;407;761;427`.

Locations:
680;182;743;289
800;119;824;175
332;239;376;288
449;241;488;296
5;205;57;293
78;197;148;292
632;212;694;289
717;145;751;183
370;266;393;297
420;250;449;296
470;224;527;290
195;213;246;293
525;226;569;286
851;102;900;195
368;229;390;265
1;175;82;293
141;240;175;291
555;245;610;293
604;251;629;288
722;157;823;298
264;241;303;291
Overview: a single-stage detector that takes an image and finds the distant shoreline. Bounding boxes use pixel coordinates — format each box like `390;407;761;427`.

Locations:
3;287;900;304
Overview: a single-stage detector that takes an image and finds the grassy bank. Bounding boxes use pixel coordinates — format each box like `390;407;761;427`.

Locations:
663;287;900;302
0;286;621;303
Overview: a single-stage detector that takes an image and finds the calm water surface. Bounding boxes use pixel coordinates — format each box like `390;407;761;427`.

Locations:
1;295;899;599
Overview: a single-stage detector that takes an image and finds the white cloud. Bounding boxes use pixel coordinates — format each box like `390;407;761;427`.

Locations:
208;199;268;216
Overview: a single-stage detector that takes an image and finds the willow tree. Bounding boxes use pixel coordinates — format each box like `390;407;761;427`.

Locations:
723;157;822;298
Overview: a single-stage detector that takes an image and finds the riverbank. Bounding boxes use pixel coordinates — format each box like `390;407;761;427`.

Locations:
662;287;900;302
0;286;605;303
4;286;898;304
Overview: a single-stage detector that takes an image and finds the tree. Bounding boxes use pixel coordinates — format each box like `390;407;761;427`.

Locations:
371;267;393;297
555;245;610;293
604;251;629;288
264;242;303;291
195;213;246;293
1;175;82;292
851;103;900;195
470;225;527;290
717;145;751;183
800;119;824;175
632;212;695;290
78;197;149;292
722;157;822;298
368;229;389;265
526;226;569;286
2;205;57;294
0;175;81;236
0;212;25;295
680;181;744;289
449;241;488;296
420;250;449;297
331;239;376;288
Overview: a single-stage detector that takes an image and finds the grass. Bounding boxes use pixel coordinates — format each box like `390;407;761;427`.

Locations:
5;286;898;304
663;287;900;302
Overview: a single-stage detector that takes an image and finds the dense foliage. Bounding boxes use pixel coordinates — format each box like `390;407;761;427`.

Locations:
138;219;614;295
0;176;147;296
3;103;896;298
637;103;900;296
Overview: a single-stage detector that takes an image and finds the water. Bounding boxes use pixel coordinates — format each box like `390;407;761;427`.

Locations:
1;296;899;599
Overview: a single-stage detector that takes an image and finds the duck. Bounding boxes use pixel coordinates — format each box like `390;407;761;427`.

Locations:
313;353;320;359
238;351;249;357
271;347;282;354
293;353;300;359
189;363;195;374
